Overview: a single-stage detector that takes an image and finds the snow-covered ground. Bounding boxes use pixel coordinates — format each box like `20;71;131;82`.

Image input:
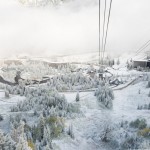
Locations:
0;92;25;132
0;57;150;149
0;92;25;116
54;80;150;150
0;75;150;150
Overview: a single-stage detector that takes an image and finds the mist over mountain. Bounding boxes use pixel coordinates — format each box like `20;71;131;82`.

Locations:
0;0;150;58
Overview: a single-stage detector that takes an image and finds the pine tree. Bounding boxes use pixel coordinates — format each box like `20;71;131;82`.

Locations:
95;85;114;108
138;89;141;94
43;125;52;149
35;140;40;150
75;92;80;102
38;114;45;141
4;134;16;150
0;115;3;121
0;130;5;150
16;121;32;150
117;58;120;65
147;81;150;88
148;103;150;110
5;90;9;98
68;124;74;139
16;136;32;150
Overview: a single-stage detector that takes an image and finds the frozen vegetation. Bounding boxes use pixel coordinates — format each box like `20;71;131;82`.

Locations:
0;58;150;150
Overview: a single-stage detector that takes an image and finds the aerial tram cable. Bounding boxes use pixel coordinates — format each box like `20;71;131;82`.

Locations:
103;0;113;61
135;43;150;59
101;0;107;65
128;40;150;60
99;0;101;67
98;0;113;77
134;40;150;56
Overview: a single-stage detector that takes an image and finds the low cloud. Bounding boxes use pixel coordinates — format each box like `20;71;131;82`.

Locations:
0;0;150;58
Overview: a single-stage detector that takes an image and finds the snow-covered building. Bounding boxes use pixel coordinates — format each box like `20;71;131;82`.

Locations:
133;59;150;68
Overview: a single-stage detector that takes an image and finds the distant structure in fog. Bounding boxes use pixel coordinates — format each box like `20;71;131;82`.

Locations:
133;59;150;68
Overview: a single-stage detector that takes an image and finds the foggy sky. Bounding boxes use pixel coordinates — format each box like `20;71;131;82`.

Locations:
0;0;150;58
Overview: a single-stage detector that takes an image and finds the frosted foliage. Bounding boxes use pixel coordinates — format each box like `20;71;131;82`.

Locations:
10;86;80;117
75;91;80;102
2;62;100;91
0;130;16;150
95;85;114;108
16;136;31;150
18;0;65;6
15;121;32;150
43;125;52;149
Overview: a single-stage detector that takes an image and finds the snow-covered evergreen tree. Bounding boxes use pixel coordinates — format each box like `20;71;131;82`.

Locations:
95;85;114;108
68;124;74;139
5;88;10;98
75;91;80;102
43;125;52;149
0;130;16;150
0;130;5;150
16;121;32;150
117;58;120;65
16;136;32;150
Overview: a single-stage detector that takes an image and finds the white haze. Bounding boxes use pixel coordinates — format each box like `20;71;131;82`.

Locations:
0;0;150;58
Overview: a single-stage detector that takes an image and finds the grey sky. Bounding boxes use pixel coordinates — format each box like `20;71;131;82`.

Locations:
0;0;150;58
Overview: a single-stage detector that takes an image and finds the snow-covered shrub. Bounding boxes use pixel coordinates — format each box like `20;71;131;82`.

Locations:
5;90;9;98
138;89;141;94
0;130;16;150
9;114;23;129
138;128;150;138
14;121;32;150
95;85;114;108
11;86;81;118
0;83;5;90
75;91;80;102
29;114;63;149
67;103;80;114
19;0;66;7
117;58;120;65
1;120;32;150
127;62;133;70
120;120;128;128
0;115;3;121
27;140;35;150
137;66;143;71
68;124;74;139
100;124;113;142
9;99;78;148
140;140;150;149
121;135;142;150
1;63;100;91
148;91;150;97
147;81;150;88
45;116;65;138
129;118;147;130
109;140;119;149
137;103;150;110
33;110;38;116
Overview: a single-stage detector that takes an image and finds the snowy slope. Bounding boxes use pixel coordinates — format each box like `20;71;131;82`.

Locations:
54;79;150;150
